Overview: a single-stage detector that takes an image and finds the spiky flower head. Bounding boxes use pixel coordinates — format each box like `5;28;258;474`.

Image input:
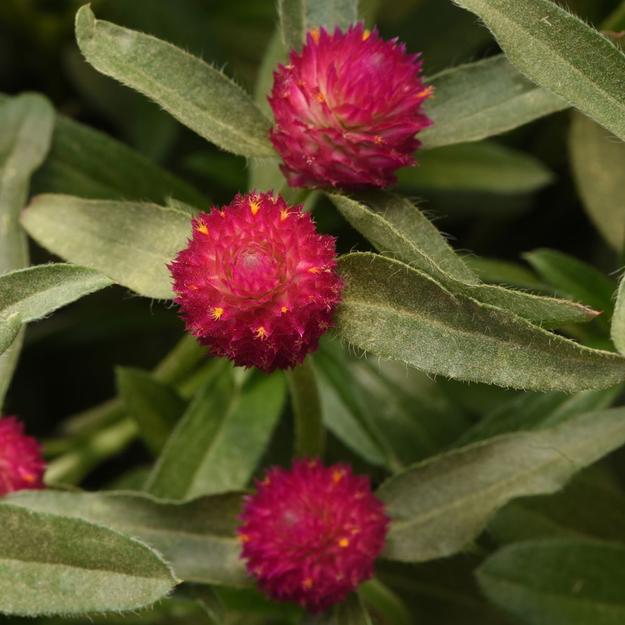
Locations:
269;23;433;189
238;459;389;612
169;192;342;372
0;416;45;495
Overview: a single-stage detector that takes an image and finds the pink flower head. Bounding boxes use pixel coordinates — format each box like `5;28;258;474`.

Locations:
169;192;343;372
0;416;45;495
269;23;433;189
239;459;389;612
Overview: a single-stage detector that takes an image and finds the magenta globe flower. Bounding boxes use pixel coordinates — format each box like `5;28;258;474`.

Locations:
169;192;343;372
238;460;389;612
269;23;433;189
0;416;45;495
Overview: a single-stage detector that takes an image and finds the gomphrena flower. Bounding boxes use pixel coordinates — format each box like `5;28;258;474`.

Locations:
269;23;433;189
169;192;342;372
239;459;389;612
0;416;45;495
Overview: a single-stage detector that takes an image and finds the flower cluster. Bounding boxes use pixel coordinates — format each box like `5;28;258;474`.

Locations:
269;23;432;188
239;460;389;612
169;192;343;372
0;416;45;495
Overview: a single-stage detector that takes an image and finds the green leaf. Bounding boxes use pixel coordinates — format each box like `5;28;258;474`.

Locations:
21;194;191;299
0;315;20;356
330;194;598;327
612;276;625;356
279;0;359;51
452;0;625;143
524;248;616;316
0;503;176;616
147;369;286;500
378;407;625;563
117;367;187;454
287;358;324;458
336;253;625;391
6;490;247;588
0;93;54;406
464;256;547;291
0;264;112;328
75;5;274;157
421;55;566;149
34;113;207;208
399;142;553;194
569;112;625;251
477;539;625;625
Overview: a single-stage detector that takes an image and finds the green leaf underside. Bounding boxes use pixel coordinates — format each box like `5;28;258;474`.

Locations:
5;490;247;588
21;195;191;299
75;5;273;158
147;371;286;500
330;193;597;327
0;93;54;406
399;141;553;194
0;264;112;327
569;112;625;251
452;0;625;143
478;539;625;625
0;503;175;616
336;253;625;392
35;113;207;208
117;367;187;454
421;54;567;149
378;407;625;563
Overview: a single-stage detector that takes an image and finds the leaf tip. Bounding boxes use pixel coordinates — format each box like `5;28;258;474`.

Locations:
75;4;96;46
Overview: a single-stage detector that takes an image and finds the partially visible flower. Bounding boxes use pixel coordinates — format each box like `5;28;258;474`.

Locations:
269;23;432;189
0;416;45;495
238;459;389;612
169;192;343;372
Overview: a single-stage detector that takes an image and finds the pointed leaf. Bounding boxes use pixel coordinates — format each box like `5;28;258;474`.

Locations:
75;5;273;157
477;539;625;625
330;194;597;327
6;490;247;588
0;503;176;616
452;0;625;143
421;55;566;149
0;264;112;327
21;194;191;299
378;407;625;563
336;253;625;391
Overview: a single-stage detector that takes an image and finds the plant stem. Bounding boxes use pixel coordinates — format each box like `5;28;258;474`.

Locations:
286;358;325;459
603;3;625;31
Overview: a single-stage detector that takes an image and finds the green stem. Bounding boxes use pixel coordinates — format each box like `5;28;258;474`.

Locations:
286;358;325;459
603;2;625;31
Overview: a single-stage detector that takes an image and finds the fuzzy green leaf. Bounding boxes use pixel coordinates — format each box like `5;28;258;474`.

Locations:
0;264;112;327
6;490;247;588
0;315;20;356
337;253;625;391
477;539;625;625
75;5;273;157
117;367;187;455
421;55;566;149
452;0;625;143
0;93;54;406
147;370;286;500
611;276;625;356
0;503;176;616
378;407;625;563
331;194;598;327
34;113;207;208
569;112;625;251
21;194;191;299
399;142;553;194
